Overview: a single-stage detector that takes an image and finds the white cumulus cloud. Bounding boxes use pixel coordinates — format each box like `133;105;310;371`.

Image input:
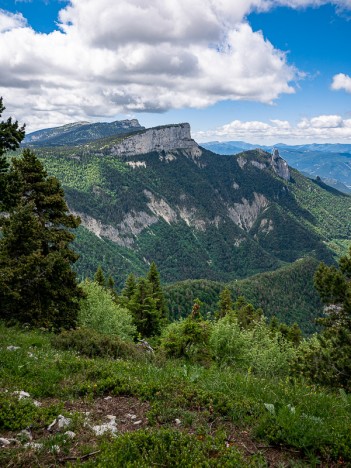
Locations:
0;0;350;130
331;73;351;93
196;114;351;144
0;9;26;32
0;0;298;130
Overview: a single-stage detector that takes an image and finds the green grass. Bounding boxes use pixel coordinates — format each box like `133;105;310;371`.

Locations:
1;322;351;466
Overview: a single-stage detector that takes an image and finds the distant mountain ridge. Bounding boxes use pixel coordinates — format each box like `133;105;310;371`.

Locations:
24;119;145;146
201;141;351;193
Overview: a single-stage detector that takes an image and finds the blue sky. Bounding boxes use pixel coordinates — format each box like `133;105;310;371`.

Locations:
0;0;351;144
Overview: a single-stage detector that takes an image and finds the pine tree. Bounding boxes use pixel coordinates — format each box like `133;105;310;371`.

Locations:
216;288;233;319
309;248;351;389
107;274;119;303
147;262;168;321
128;278;160;337
0;97;25;209
233;296;263;329
107;275;115;290
94;265;106;287
121;273;137;300
0;150;83;329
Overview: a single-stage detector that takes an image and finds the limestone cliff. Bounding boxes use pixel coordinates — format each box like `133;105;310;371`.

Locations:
110;123;202;157
271;148;290;181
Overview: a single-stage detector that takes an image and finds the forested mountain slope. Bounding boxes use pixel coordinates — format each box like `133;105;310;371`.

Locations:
164;257;322;334
27;123;350;287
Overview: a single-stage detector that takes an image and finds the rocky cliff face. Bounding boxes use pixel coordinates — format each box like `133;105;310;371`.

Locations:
110;123;202;157
271;148;290;181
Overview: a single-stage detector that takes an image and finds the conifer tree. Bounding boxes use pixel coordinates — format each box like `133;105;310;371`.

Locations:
128;278;160;337
0;149;83;329
0;97;25;209
216;288;233;319
233;296;263;329
147;261;168;321
122;273;137;300
107;274;119;302
107;275;115;290
94;265;106;287
310;248;351;388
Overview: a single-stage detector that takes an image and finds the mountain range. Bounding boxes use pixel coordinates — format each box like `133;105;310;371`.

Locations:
202;141;351;194
20;120;351;328
23;119;144;146
23;122;350;279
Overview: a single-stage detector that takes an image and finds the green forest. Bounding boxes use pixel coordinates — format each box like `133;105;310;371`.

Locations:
1;99;351;467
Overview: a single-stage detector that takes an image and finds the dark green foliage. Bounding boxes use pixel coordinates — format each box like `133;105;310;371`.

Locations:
233;296;263;329
128;278;161;337
269;317;302;346
294;247;351;390
121;273;137;300
107;275;115;290
0;150;83;330
161;302;211;363
216;287;233;319
0;97;25;209
51;328;139;360
27;141;350;287
94;265;106;286
147;261;169;321
165;257;324;334
81;429;246;467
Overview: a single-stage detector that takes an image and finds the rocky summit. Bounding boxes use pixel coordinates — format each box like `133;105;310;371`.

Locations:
109;123;202;158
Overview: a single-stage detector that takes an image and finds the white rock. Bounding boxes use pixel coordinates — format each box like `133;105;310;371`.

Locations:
24;442;43;450
7;346;20;351
48;414;71;431
57;415;71;429
126;414;137;419
133;420;142;425
47;418;57;431
64;431;76;439
33;400;42;407
175;419;181;425
104;396;112;400
0;438;11;447
92;416;118;436
13;391;30;400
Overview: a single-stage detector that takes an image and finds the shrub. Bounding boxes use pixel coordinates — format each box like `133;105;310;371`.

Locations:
210;316;296;377
81;429;246;467
160;317;211;364
0;394;62;431
78;279;136;340
51;328;139;360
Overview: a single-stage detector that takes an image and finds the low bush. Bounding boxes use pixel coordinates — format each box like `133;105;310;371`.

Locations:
51;328;139;360
255;400;351;462
81;429;250;467
160;317;212;364
0;394;62;431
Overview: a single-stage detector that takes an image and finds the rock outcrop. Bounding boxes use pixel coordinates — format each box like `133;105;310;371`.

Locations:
110;123;202;157
271;148;290;181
